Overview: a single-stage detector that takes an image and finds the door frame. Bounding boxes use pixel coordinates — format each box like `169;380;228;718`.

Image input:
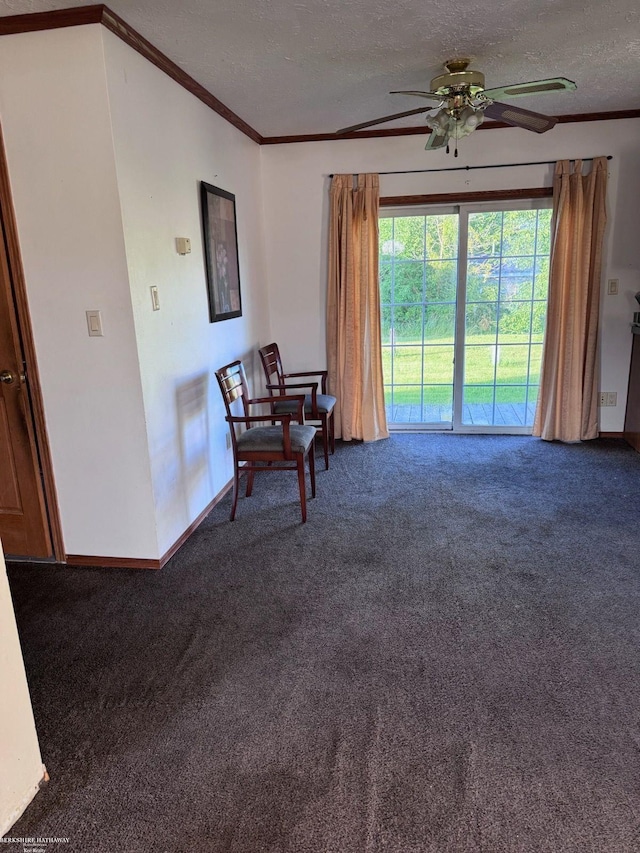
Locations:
0;125;64;561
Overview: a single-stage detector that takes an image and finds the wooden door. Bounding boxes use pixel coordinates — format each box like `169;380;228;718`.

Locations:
0;214;53;558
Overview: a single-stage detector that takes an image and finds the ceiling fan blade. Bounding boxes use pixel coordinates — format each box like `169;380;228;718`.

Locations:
335;106;432;135
389;90;443;102
481;77;576;101
483;101;558;133
425;129;448;150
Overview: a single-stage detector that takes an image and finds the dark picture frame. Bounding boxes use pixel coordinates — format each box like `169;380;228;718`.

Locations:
200;181;242;322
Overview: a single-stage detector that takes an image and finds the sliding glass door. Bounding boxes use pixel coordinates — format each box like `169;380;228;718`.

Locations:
380;201;552;433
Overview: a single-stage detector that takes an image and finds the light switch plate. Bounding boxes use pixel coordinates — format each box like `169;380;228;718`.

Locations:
607;279;619;295
86;310;103;336
176;237;191;255
150;286;160;311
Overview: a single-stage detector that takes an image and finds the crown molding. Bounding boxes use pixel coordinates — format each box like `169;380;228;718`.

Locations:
260;110;640;144
1;7;639;147
0;4;263;144
99;7;261;143
0;4;104;32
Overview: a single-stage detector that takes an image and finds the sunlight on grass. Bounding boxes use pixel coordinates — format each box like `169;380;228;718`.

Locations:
382;335;542;387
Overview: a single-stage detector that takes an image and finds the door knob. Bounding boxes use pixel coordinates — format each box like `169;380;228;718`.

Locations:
0;370;16;384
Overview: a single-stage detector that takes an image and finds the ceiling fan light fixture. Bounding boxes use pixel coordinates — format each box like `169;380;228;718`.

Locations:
427;108;451;135
427;105;484;142
452;105;484;138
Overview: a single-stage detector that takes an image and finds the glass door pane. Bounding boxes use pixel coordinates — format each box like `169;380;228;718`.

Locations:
461;207;551;428
380;212;458;427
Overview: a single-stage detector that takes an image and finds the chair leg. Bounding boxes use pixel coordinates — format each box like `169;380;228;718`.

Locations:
296;456;307;523
330;411;336;454
321;416;330;469
309;442;316;498
230;465;240;521
246;467;255;497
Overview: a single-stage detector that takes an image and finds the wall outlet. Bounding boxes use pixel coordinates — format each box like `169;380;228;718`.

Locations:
599;391;617;407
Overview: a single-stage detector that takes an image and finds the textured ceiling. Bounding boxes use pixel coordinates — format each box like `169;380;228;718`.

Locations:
1;0;639;137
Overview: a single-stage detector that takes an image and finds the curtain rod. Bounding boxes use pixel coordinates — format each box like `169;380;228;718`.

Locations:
329;155;612;178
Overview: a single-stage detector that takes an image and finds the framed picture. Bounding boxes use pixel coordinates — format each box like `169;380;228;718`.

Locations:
200;181;242;322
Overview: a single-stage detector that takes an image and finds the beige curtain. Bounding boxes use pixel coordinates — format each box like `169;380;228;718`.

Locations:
533;157;608;442
327;174;389;442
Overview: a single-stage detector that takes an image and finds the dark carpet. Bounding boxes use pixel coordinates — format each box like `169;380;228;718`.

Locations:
5;435;640;852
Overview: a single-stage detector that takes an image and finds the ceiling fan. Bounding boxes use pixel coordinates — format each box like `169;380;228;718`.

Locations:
336;59;576;155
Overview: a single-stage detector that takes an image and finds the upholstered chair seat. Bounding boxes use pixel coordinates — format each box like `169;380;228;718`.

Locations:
236;424;317;454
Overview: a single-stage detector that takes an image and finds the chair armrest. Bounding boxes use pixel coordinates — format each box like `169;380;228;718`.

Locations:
247;394;306;422
283;370;328;394
226;413;295;424
266;381;318;391
265;383;320;417
248;393;305;407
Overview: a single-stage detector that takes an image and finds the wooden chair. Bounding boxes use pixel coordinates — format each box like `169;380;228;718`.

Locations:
215;360;317;522
259;342;336;469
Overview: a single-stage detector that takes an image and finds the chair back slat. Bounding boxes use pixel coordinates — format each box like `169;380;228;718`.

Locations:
225;379;243;403
215;360;249;418
259;343;284;389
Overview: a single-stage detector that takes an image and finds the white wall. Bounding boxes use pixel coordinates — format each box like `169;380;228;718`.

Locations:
261;120;640;431
0;25;271;560
0;26;158;558
102;30;271;556
0;543;44;836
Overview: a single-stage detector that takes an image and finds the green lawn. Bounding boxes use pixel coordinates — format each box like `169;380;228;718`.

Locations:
383;334;543;406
